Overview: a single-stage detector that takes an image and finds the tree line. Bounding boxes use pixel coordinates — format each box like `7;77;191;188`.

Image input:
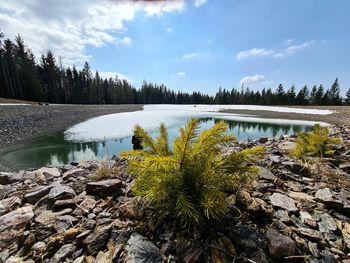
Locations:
1;32;350;105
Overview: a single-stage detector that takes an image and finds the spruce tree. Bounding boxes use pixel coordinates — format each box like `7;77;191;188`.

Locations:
121;119;264;225
345;88;350;105
328;78;342;105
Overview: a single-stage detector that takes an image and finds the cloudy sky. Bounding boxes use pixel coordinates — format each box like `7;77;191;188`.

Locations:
1;0;349;94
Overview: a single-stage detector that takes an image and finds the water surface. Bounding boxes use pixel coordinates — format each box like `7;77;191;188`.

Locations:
0;108;316;171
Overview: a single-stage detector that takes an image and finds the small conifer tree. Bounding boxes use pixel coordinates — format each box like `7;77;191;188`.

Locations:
291;124;341;159
121;118;264;225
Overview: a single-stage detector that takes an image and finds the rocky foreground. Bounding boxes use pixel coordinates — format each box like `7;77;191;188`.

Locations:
0;126;350;263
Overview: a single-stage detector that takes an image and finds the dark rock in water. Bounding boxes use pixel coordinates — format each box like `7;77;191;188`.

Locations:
86;179;123;197
84;224;112;255
51;244;76;263
125;233;162;263
269;193;298;212
0;206;34;252
266;228;295;258
23;186;52;204
259;137;268;143
48;184;76;201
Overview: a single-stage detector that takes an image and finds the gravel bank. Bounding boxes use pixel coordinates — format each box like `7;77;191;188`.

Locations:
0;104;143;147
221;105;350;126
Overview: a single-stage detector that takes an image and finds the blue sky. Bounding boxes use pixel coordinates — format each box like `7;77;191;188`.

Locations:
1;0;349;95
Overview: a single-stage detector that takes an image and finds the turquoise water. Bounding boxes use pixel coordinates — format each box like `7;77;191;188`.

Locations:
0;115;312;171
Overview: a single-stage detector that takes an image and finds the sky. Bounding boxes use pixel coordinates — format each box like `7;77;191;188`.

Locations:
0;0;349;95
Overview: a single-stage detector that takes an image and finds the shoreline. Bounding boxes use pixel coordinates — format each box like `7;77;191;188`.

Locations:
220;105;350;126
0;104;143;148
1;104;349;149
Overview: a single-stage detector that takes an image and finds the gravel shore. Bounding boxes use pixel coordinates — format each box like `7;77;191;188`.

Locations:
221;105;350;126
1;104;349;148
0;104;143;147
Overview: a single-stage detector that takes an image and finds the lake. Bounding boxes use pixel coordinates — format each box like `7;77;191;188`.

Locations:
0;105;328;171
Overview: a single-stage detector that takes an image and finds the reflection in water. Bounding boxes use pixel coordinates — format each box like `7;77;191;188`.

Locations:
0;117;312;171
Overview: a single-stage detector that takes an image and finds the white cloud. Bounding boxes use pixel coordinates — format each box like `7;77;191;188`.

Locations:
285;40;313;55
181;52;201;60
236;48;274;60
286;38;294;44
236;41;314;61
166;27;173;32
0;0;185;66
117;36;132;45
239;75;267;86
98;71;132;82
194;0;208;7
172;71;186;77
139;0;185;16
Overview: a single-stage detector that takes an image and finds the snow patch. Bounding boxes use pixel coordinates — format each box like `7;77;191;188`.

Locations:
143;104;333;115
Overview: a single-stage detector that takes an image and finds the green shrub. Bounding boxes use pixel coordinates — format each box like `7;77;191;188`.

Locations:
121;118;264;225
291;124;341;159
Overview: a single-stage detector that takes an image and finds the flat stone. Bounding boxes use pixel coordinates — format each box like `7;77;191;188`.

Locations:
269;193;298;212
125;233;162;263
266;229;296;258
283;181;303;192
278;141;296;151
62;168;87;180
318;213;337;233
274;210;290;223
35;167;61;179
258;167;277;181
84;224;112;255
298;227;323;240
0;172;20;185
282;161;304;173
35;208;73;225
315;188;344;209
78;160;99;170
53;199;77;209
79;197;97;213
339;162;350;173
86;179;123;196
288;191;315;202
48;184;76;201
0;206;34;251
51;244;76;263
23;186;52;204
0;196;21;216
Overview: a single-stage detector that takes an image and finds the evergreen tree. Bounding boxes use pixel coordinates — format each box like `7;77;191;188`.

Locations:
345;88;350;105
275;84;286;104
296;86;310;105
121;119;264;224
315;85;324;105
328;78;342;105
286;85;296;105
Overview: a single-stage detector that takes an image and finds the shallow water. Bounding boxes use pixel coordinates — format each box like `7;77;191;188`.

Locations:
0;107;317;171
